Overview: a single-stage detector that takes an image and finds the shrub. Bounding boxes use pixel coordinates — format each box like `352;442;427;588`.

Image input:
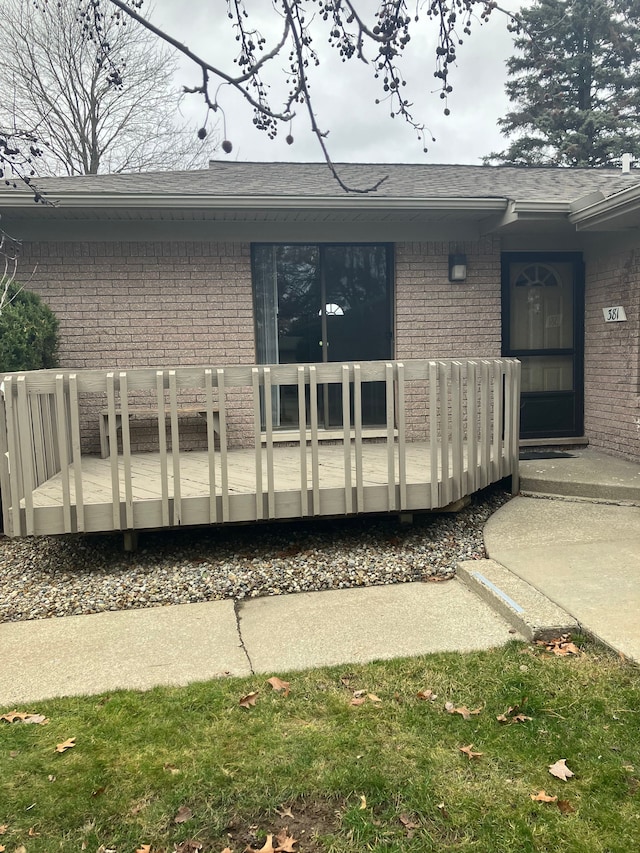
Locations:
0;282;59;372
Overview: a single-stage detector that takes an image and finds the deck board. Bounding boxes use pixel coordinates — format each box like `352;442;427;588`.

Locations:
28;441;448;510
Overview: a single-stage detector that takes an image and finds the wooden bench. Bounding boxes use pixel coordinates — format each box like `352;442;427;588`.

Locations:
99;404;219;458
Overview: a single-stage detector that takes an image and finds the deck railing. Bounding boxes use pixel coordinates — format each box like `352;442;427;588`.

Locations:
0;358;520;537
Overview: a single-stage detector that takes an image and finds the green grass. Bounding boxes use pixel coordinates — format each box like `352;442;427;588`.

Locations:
1;639;639;852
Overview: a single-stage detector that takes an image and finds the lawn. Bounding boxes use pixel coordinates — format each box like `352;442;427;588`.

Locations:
1;639;639;852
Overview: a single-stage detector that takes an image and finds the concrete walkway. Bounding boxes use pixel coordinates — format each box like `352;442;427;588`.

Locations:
2;446;638;707
0;581;519;706
484;496;640;662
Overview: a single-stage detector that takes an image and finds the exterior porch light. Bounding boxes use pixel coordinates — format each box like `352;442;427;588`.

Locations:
448;253;467;282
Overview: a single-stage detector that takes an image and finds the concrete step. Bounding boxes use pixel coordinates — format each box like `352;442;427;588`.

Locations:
519;449;640;505
457;558;579;642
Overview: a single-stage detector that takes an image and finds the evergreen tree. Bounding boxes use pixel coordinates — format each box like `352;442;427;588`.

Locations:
488;0;640;166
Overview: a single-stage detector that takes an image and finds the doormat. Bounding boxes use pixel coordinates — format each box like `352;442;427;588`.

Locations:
519;450;575;460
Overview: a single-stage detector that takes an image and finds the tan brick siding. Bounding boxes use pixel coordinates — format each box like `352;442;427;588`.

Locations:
19;240;256;451
584;239;640;461
395;238;502;440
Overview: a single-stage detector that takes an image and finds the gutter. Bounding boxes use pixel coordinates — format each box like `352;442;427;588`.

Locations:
569;183;640;229
0;191;510;213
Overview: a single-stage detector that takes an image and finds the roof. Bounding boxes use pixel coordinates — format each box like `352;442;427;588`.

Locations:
3;161;639;203
3;162;640;234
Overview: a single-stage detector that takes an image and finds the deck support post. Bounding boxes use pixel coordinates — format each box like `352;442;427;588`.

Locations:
123;530;139;552
398;512;413;525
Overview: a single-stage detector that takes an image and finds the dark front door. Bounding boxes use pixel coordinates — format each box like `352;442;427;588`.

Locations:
502;253;584;439
252;244;393;430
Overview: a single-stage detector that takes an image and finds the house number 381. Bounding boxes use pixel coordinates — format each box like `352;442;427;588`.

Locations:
603;306;627;322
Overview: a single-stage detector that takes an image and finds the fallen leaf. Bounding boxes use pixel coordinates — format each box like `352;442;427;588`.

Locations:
221;848;233;853
350;697;366;706
245;834;276;853
163;762;181;774
548;758;575;781
1;711;48;725
536;635;581;656
275;828;298;851
136;846;151;853
367;693;382;703
55;737;76;753
399;814;420;829
14;847;26;853
459;744;483;759
557;799;576;814
267;677;291;697
28;827;40;837
276;806;295;819
444;702;482;720
175;842;203;853
174;804;193;824
530;790;557;803
352;690;366;699
497;701;532;724
47;775;56;782
417;689;437;701
91;786;106;797
359;794;367;810
0;826;6;834
239;691;259;709
0;845;5;852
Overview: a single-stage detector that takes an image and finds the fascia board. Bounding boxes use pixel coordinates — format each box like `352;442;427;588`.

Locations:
0;192;509;214
569;183;640;229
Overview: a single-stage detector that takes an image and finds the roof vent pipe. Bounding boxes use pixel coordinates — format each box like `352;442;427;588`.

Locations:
622;153;632;173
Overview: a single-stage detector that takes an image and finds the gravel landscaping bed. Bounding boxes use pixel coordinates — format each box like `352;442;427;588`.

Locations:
0;484;511;623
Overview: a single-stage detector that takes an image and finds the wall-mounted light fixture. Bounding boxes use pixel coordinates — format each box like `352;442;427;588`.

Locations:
448;253;467;282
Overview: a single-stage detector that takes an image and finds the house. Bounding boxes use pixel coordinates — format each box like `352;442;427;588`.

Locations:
0;161;638;539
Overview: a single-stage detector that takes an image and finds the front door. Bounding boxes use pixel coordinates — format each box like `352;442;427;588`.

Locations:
252;244;393;429
502;252;584;439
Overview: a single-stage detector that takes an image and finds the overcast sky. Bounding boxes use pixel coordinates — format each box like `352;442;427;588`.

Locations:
149;0;524;165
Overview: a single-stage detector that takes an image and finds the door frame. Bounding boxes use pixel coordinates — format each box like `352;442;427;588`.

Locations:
501;251;585;439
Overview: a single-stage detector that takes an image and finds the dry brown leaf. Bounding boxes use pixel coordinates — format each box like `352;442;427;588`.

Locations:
352;690;366;699
275;828;298;851
28;827;40;837
359;794;367;810
14;847;26;853
136;846;151;853
350;697;366;706
276;806;295;819
459;744;483;759
163;762;181;774
399;814;420;830
175;842;203;853
416;689;437;701
367;694;382;703
444;702;482;720
497;701;532;724
174;805;193;824
436;802;449;819
0;826;6;834
244;834;276;853
267;677;291;697
1;711;48;725
239;691;259;709
548;758;575;781
221;848;233;853
0;844;5;852
557;799;576;814
55;737;76;753
530;790;557;803
536;635;581;656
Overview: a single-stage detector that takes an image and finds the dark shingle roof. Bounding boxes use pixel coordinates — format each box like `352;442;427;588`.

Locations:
8;162;640;204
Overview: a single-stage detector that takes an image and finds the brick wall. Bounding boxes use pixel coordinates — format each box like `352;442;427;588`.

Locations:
19;240;255;451
395;237;502;440
583;236;640;461
17;237;504;451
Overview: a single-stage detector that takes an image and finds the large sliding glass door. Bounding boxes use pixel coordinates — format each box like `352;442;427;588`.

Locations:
252;244;393;429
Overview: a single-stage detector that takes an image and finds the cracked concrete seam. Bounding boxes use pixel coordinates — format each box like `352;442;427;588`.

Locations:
233;600;254;674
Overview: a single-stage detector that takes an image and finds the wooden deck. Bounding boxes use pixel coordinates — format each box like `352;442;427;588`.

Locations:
1;359;521;538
